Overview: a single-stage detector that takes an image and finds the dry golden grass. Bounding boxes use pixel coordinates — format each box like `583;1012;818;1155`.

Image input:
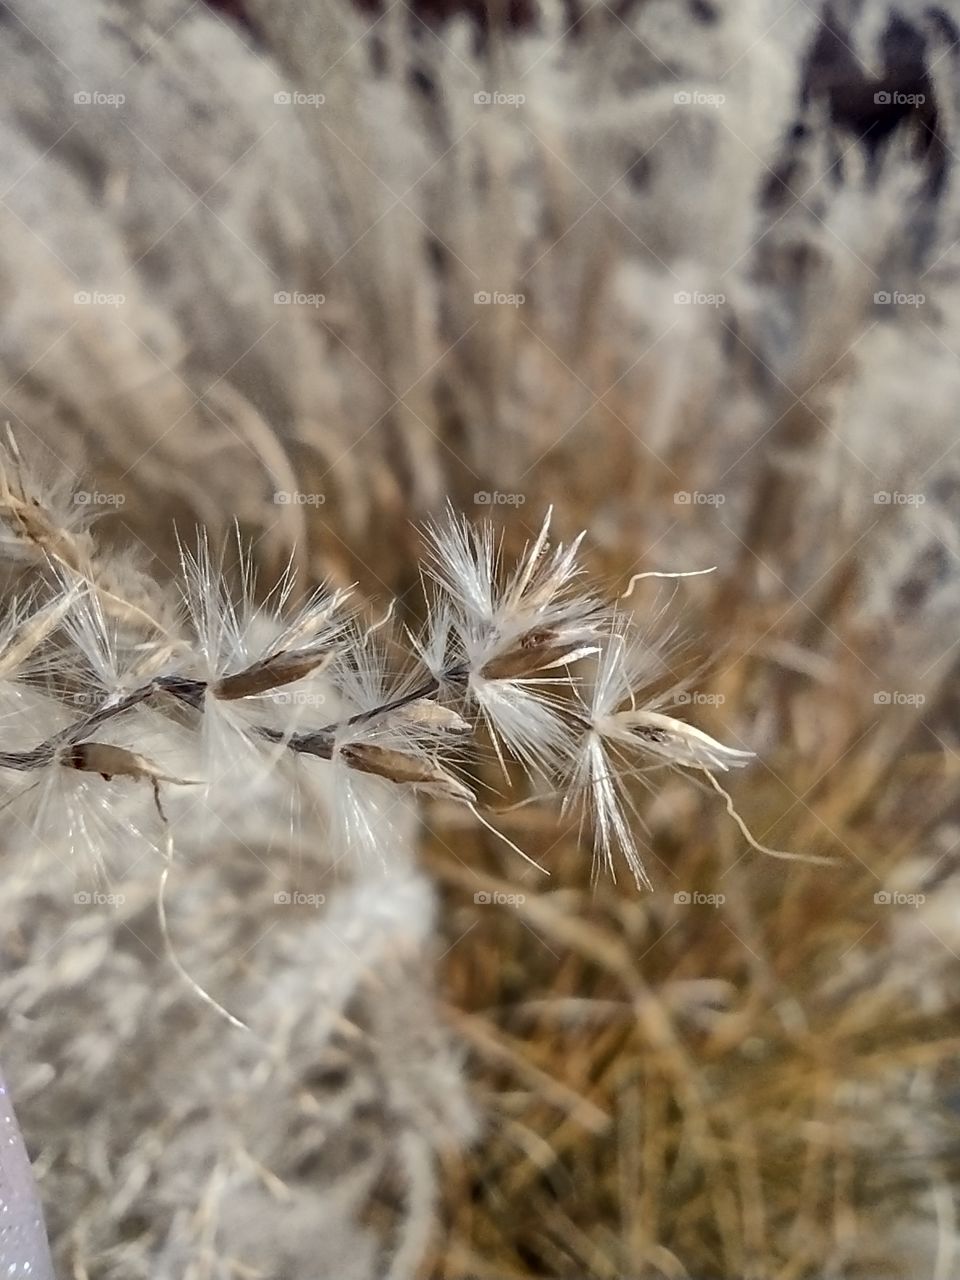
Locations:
395;514;960;1280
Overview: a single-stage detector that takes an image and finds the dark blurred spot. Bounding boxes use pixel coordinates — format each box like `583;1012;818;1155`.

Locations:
426;236;447;273
117;1214;152;1241
354;0;538;36
626;150;654;191
802;6;943;188
690;0;719;23
928;6;960;46
928;474;960;512
45;132;110;198
303;1064;351;1093
292;1148;329;1180
201;0;253;27
896;543;950;612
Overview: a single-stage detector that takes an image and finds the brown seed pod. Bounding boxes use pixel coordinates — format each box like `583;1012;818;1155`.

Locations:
339;742;475;803
62;741;196;787
213;648;334;700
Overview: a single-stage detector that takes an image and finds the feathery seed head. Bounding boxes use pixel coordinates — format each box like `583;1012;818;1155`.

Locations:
0;483;768;891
